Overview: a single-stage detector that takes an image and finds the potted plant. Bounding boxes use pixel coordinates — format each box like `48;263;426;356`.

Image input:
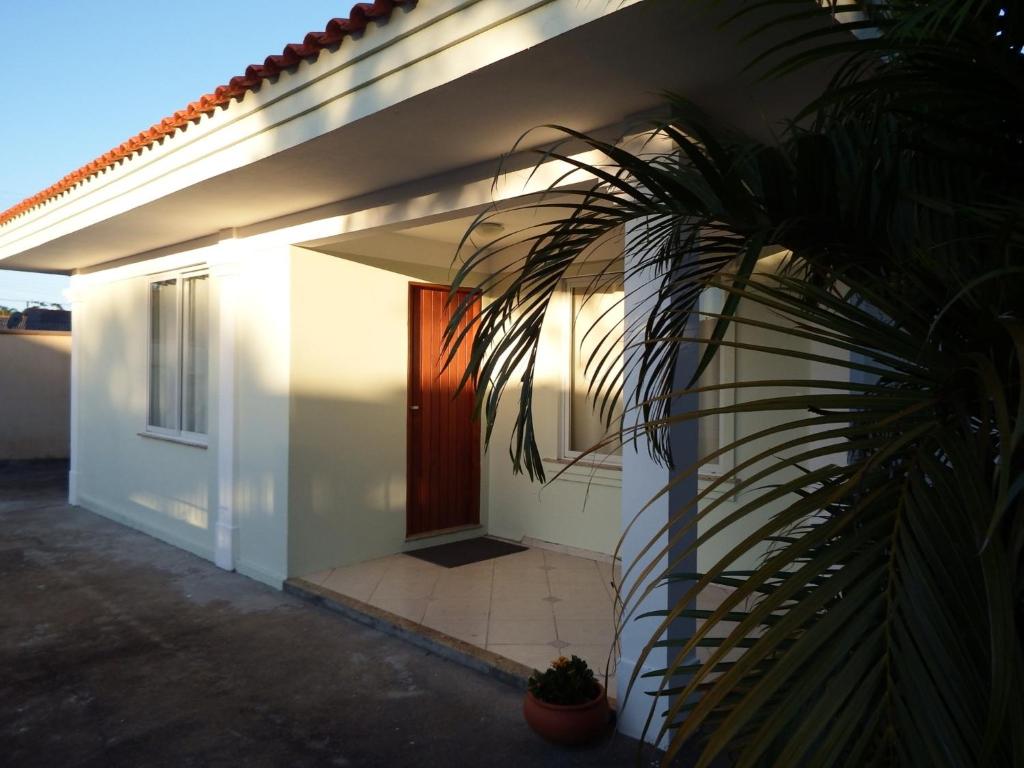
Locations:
523;655;611;745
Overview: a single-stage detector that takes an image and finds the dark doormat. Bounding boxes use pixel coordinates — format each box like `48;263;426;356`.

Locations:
406;537;527;568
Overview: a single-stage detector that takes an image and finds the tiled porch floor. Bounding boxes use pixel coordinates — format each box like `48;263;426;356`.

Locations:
304;546;620;697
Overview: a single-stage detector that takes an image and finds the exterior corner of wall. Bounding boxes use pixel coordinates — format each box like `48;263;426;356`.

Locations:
232;242;293;586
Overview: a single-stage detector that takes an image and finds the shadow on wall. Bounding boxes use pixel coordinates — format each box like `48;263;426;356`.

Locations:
0;331;71;460
288;388;411;577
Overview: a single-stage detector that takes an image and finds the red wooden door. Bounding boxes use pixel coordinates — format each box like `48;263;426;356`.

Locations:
407;284;481;537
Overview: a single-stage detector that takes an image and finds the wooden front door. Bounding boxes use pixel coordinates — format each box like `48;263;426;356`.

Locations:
407;284;480;537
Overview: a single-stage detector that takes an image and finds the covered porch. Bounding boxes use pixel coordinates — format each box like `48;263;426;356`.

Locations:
293;543;621;698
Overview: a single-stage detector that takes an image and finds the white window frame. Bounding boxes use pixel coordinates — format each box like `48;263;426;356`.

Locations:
145;267;210;445
696;286;736;482
555;281;737;479
559;278;625;467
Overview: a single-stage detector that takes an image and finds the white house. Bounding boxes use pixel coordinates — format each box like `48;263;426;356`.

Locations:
0;0;836;741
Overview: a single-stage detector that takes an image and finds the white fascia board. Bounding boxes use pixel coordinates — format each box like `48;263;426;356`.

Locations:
63;143;607;288
0;0;638;265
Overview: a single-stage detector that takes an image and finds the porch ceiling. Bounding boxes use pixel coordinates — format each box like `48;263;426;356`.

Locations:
2;0;832;274
314;199;626;277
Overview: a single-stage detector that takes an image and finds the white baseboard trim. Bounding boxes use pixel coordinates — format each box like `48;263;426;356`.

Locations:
78;492;216;563
520;536;617;564
77;493;287;591
237;559;284;590
67;470;81;505
616;655;672;747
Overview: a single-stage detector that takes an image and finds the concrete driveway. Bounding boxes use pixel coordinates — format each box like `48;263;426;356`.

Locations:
0;462;675;767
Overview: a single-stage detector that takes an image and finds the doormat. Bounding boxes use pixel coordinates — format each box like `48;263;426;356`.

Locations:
406;537;527;568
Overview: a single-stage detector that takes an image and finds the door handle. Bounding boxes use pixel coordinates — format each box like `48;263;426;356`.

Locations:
409;405;421;411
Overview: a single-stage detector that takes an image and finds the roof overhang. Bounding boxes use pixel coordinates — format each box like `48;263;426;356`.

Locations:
0;0;836;274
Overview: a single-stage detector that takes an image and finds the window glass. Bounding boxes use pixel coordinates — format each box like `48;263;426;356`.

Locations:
149;280;178;429
570;286;624;456
181;275;209;434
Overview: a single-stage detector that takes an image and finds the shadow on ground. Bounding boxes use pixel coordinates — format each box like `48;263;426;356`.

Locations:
0;462;686;767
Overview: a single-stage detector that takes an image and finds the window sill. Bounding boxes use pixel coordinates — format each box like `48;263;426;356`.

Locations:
543;458;621;488
138;431;208;449
548;457;622;472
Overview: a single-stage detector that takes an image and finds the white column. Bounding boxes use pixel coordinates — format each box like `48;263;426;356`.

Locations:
617;218;699;743
210;231;242;571
67;278;85;506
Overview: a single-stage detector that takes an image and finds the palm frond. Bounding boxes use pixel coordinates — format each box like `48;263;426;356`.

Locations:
445;1;1024;765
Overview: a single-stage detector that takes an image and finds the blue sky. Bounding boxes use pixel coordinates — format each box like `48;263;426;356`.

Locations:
0;0;348;307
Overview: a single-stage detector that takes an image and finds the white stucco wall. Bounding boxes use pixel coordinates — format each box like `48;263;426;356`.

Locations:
484;281;622;557
286;246;491;577
66;233;833;615
695;255;838;573
285;243;625;575
232;245;293;586
72;260;218;563
70;240;293;587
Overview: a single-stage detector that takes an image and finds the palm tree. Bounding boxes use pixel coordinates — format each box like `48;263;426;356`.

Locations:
447;1;1023;765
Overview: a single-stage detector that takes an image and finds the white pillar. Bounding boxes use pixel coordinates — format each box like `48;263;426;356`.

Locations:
617;218;699;743
67;278;85;506
211;231;241;571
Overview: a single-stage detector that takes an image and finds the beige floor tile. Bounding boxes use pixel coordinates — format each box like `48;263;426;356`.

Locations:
367;554;415;573
303;568;334;586
492;564;549;583
320;570;379;602
487;618;558;645
492;577;549;595
552;597;615;621
328;558;393;581
489;561;548;577
433;570;493;599
496;548;545;563
492;580;550;600
369;594;429;623
564;643;618;677
442;570;494;588
383;556;444;578
487;643;562;673
548;580;614;602
499;548;546;564
422;597;491;625
445;559;495;574
489;595;556;620
548;570;607;590
493;572;549;585
492;588;550;605
371;570;440;600
554;617;615;648
493;562;548;575
423;615;489;646
432;581;494;600
548;581;610;598
543;551;602;571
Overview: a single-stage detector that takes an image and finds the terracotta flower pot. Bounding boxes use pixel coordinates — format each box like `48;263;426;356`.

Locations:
523;684;611;746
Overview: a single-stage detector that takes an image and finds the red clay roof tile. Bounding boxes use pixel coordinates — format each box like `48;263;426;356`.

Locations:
0;0;414;229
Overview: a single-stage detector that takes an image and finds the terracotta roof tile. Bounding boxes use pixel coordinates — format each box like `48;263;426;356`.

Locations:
0;0;414;229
